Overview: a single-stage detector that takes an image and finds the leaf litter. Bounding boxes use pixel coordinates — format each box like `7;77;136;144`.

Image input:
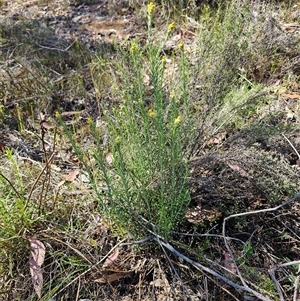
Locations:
27;237;46;299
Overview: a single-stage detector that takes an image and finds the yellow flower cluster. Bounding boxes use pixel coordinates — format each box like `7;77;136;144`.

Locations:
179;40;184;50
130;41;138;53
147;2;155;15
168;22;175;34
87;117;93;125
147;108;156;117
174;115;181;125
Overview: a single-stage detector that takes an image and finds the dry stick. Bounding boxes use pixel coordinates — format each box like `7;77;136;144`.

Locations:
37;39;77;52
204;253;274;298
222;192;300;301
38;125;58;211
282;133;300;159
75;276;81;301
269;260;300;301
42;234;94;266
268;267;285;301
25;152;55;209
194;267;241;301
293;265;300;301
119;236;153;246
133;214;272;300
171;231;244;244
275;213;300;240
204;254;238;278
150;236;272;301
275;261;300;268
0;172;23;199
157;237;189;299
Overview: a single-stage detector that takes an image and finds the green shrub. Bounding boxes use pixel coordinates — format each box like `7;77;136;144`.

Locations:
86;3;192;238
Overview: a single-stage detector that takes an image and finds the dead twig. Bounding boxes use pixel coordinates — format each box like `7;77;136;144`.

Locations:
222;192;300;301
282;133;300;160
124;212;273;300
268;266;285;301
0;172;23;199
293;265;300;301
25;152;55;209
269;260;300;301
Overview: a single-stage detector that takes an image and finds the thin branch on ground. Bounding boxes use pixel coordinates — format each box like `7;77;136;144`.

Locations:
120;211;271;300
132;191;300;301
282;133;300;160
157;236;189;299
269;260;300;301
151;236;272;301
171;231;244;244
222;191;300;301
268;267;285;301
293;265;300;301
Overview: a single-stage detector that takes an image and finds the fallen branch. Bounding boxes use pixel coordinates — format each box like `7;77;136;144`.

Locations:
222;191;300;301
132;214;273;301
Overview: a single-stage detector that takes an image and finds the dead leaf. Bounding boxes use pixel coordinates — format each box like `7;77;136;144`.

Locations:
223;251;237;274
272;79;281;86
65;169;80;182
186;204;222;224
60;110;85;117
41;121;56;129
105;152;114;165
227;162;251;178
53;75;65;83
282;93;300;99
103;248;119;268
28;238;46;299
180;28;196;38
95;271;133;283
0;141;5;152
208;131;227;145
150;279;169;287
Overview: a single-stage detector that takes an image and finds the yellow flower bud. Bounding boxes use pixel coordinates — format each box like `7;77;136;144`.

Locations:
147;2;155;15
179;40;184;50
168;22;175;34
147;108;156;118
130;42;138;53
174;115;181;125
